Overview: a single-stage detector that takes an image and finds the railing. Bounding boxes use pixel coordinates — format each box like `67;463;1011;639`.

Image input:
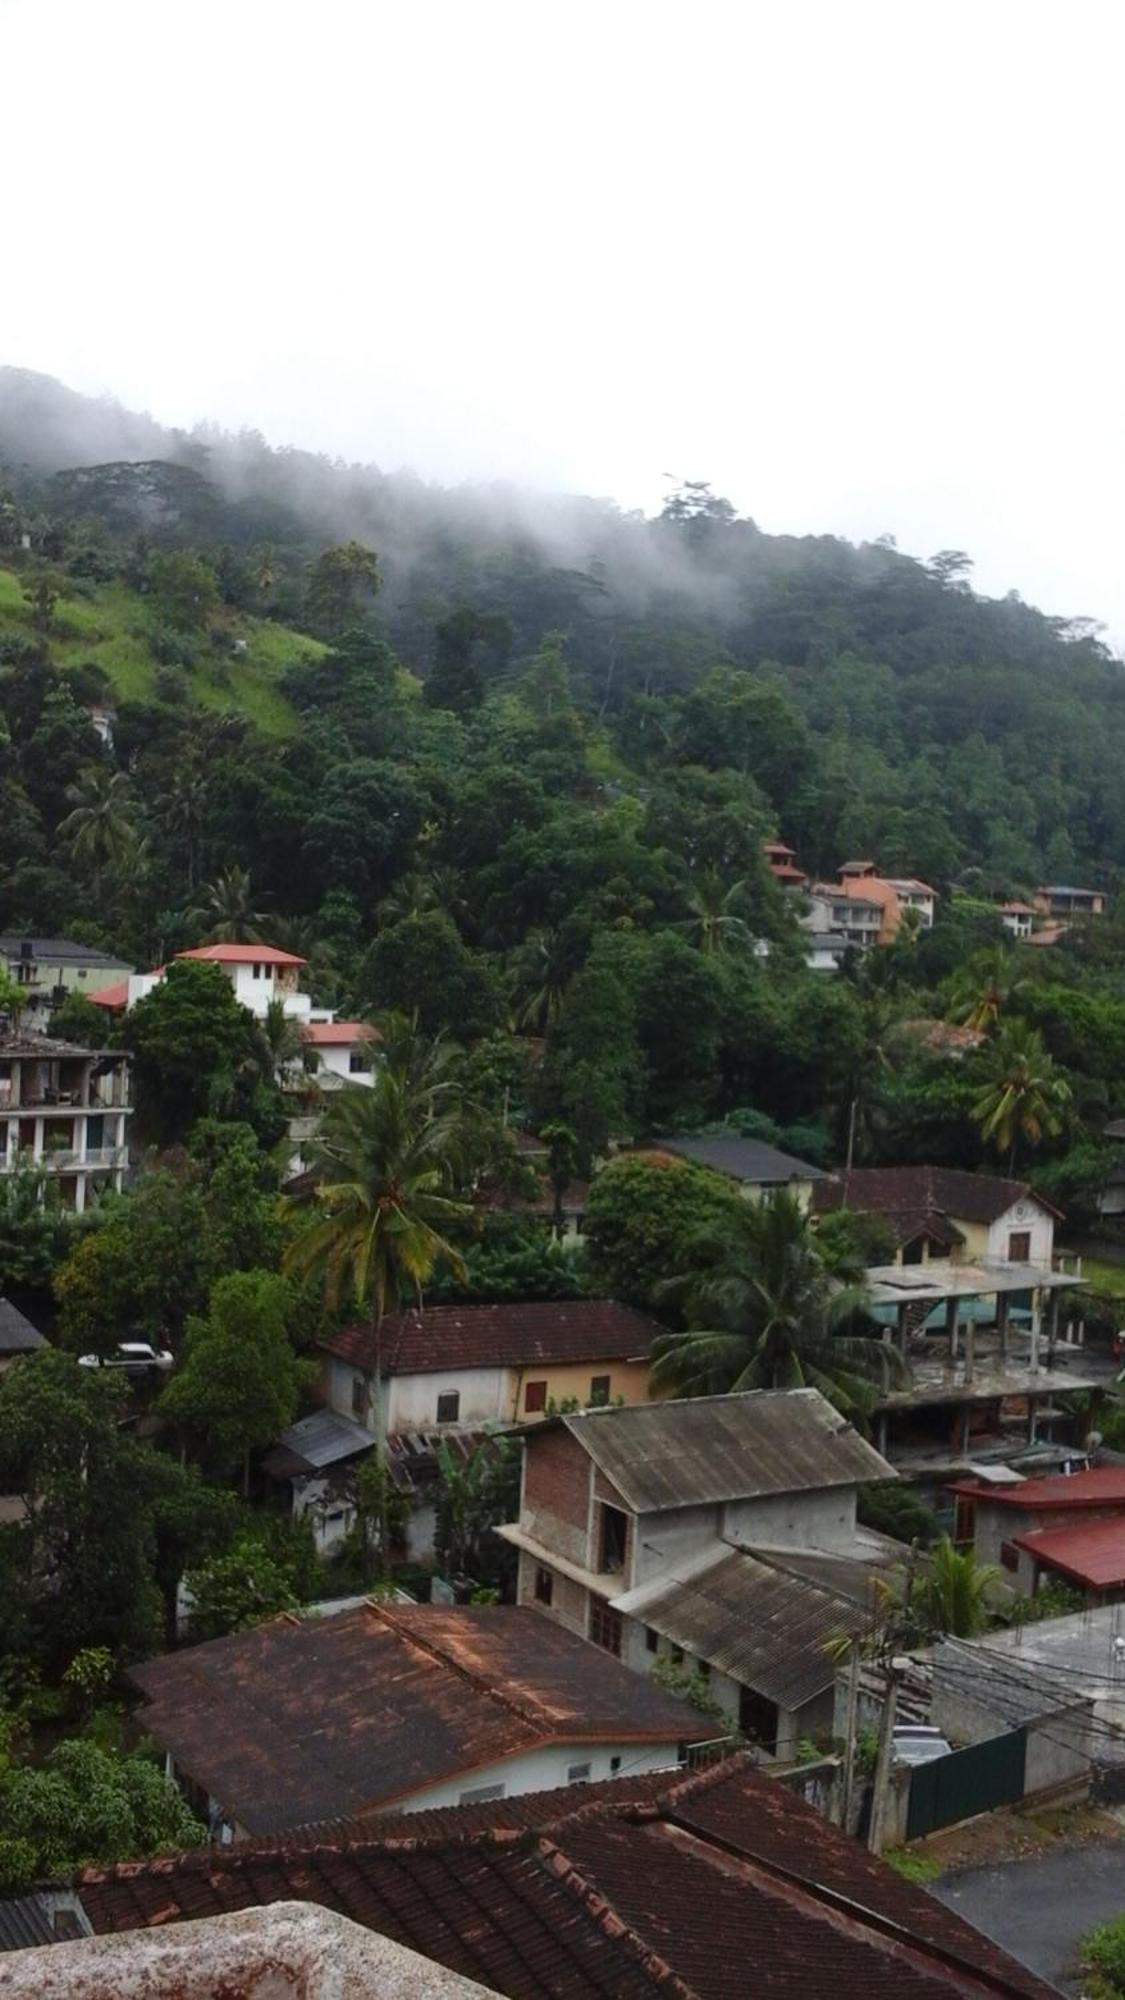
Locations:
1;1146;128;1172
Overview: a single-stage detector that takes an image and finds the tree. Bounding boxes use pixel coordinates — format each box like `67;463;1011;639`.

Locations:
508;926;578;1034
583;1151;745;1310
424;607;511;716
160;1271;305;1494
433;1435;521;1579
0;1168;72;1296
675;869;755;957
53;1170;208;1357
145;549;219;630
364;911;504;1040
285;1036;470;1561
20;565;62;635
304;541;381;635
187;864;268;944
183;1528;310;1642
650;1190;899;1420
540;1122;580;1239
48;988;106;1045
972;1021;1071;1173
0;970;28;1032
125;959;279;1146
947;947;1027;1033
56;767;136;873
886;1536;1002;1640
0;1730;204;1890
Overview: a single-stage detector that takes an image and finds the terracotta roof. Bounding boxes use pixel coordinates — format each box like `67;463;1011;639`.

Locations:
318;1300;660;1376
76;1755;1054;1998
1026;925;1068;947
769;863;808;881
814;1165;1063;1227
87;979;130;1009
176;943;307;967
949;1466;1125;1513
1014;1518;1125;1590
556;1389;895;1512
1000;901;1039;916
129;1604;700;1834
301;1021;379;1046
901;1019;986;1056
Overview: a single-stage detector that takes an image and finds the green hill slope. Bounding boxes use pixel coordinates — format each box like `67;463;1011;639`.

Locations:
0;567;325;736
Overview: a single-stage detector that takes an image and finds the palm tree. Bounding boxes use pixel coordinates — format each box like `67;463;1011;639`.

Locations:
509;927;576;1033
972;1020;1070;1173
676;869;755;957
158;767;209;891
836;995;902;1169
650;1190;902;1420
879;1536;1002;1641
260;996;306;1084
284;1026;470;1564
57;767;136;872
188;865;268;944
948;948;1028;1033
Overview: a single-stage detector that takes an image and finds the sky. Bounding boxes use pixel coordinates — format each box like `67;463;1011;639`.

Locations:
3;0;1124;637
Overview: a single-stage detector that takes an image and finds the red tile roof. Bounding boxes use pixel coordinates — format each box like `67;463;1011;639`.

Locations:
129;1604;700;1834
176;943;307;967
949;1466;1125;1513
318;1300;661;1376
88;979;130;1008
814;1164;1062;1227
301;1021;379;1046
1014;1518;1125;1589
76;1755;1054;1998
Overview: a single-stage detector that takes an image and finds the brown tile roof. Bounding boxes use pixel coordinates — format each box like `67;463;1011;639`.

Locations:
318;1300;661;1376
558;1389;895;1513
813;1165;1063;1227
128;1604;701;1835
76;1756;1055;1998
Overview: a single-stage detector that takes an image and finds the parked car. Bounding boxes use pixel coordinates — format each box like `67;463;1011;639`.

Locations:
892;1725;952;1767
77;1342;174;1374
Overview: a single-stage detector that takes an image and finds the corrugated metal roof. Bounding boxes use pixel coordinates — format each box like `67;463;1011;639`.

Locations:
265;1409;375;1474
0;1298;46;1356
613;1547;867;1710
1015;1517;1125;1589
647;1136;825;1183
0;1896;62;1952
563;1389;895;1513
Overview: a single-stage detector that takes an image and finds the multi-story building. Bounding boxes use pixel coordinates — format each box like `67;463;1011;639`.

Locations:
92;942;331;1023
0;935;134;1033
0;1029;132;1212
1035;884;1106;920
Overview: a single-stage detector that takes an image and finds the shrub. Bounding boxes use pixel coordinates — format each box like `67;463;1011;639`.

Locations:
1081;1914;1125;1996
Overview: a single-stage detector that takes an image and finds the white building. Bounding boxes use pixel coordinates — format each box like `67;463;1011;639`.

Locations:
300;1019;379;1082
0;1031;132;1212
91;942;333;1024
998;901;1037;940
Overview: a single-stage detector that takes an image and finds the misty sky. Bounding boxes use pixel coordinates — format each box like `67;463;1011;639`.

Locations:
4;0;1124;638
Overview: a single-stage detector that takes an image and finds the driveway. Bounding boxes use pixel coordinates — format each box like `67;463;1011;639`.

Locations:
935;1843;1125;1994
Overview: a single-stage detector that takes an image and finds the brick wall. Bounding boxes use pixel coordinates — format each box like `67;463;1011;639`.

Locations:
522;1428;592;1567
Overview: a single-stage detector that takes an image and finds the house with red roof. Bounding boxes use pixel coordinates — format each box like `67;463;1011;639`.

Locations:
91;940;328;1026
951;1465;1125;1601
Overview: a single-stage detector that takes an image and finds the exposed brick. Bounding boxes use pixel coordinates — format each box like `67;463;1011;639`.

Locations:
522;1429;591;1568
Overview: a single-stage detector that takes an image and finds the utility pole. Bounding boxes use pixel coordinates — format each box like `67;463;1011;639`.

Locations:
866;1667;900;1856
839;1640;861;1832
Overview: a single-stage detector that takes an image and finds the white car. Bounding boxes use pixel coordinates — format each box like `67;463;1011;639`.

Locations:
892;1725;952;1767
77;1341;174;1373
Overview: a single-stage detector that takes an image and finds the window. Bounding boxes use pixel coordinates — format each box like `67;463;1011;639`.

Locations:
670;1645;684;1667
458;1783;505;1805
589;1601;622;1656
644;1626;659;1654
524;1379;547;1413
252;963;263;979
535;1566;554;1607
1008;1230;1031;1263
597;1503;628;1574
436;1390;461;1425
567;1762;591;1784
351;1374;367;1419
1000;1540;1019;1573
697;1659;711;1681
609;1756;622;1774
348;1052;369;1073
589;1375;611;1406
902;1236;925;1265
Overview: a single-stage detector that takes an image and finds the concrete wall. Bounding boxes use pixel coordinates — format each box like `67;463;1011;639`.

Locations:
387;1367;510;1435
628;1503;721;1588
392;1738;684;1813
512;1357;651;1421
722;1486;858;1550
954;1201;1054;1266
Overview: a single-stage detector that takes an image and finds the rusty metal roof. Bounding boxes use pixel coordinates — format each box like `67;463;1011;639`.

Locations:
613;1547;869;1710
562;1389;895;1513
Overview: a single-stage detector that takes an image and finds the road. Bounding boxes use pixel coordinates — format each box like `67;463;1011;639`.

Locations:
934;1844;1125;1994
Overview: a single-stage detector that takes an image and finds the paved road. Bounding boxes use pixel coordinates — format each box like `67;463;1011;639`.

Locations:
935;1845;1125;1994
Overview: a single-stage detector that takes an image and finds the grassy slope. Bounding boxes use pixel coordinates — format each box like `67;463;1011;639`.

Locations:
0;568;326;736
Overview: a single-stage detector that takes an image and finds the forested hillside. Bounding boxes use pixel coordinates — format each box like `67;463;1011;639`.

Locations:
3;365;1125;1204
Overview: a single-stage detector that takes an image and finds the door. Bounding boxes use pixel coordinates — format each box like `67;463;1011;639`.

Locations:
738;1684;779;1754
1008;1231;1031;1263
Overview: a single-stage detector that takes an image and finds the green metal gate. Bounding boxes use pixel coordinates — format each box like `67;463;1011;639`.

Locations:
906;1729;1027;1840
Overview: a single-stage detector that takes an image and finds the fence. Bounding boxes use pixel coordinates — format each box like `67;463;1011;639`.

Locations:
905;1727;1027;1840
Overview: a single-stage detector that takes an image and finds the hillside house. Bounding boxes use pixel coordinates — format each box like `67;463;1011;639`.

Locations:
0;1031;131;1211
1035;884;1106;919
0;935;133;1034
70;1752;1056;2000
998;900;1038;939
762;839;809;889
300;1019;378;1082
130;1601;703;1838
500;1389;898;1758
90;941;331;1024
647;1135;825;1209
316;1299;660;1438
814;1164;1062;1268
951;1465;1125;1603
260;1409;377;1554
811;862;935;948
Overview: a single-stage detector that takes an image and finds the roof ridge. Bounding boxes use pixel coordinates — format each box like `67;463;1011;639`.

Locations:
533;1834;702;1999
366;1603;553;1736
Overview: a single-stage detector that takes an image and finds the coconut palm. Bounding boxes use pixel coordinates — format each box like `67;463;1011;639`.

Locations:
284;1026;470;1562
158;767;209;891
879;1536;1002;1642
972;1020;1070;1173
948;948;1028;1033
676;869;754;957
509;927;576;1034
188;865;268;944
650;1189;902;1420
57;767;136;872
260;996;306;1083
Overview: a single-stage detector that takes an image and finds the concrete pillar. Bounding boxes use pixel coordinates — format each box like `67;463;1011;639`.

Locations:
877;1412;889;1456
1030;1294;1041;1374
896;1302;908;1353
997;1291;1010;1362
945;1294;959;1364
1028;1398;1038;1444
32;1117;43;1163
74;1173;86;1216
1047;1290;1060;1367
964;1316;975;1387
